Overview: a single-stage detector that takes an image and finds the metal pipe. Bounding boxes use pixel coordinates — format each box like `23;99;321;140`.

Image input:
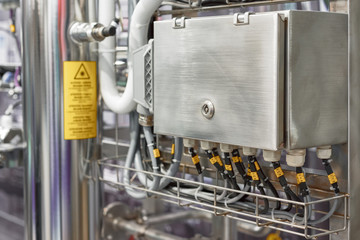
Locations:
22;0;102;239
114;219;187;240
144;211;211;226
236;221;271;238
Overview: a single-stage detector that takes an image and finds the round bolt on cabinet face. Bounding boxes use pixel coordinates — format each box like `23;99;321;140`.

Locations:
201;100;214;119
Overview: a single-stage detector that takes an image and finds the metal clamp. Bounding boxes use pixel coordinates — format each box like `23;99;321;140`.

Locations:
172;17;188;29
233;12;254;26
138;114;153;127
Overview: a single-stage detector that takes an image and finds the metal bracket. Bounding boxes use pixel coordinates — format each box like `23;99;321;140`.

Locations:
172;17;188;29
233;12;254;26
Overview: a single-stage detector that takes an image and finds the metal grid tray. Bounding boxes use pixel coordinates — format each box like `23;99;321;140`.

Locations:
95;156;349;240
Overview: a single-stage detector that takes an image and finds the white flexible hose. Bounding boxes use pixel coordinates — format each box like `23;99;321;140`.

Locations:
98;0;163;114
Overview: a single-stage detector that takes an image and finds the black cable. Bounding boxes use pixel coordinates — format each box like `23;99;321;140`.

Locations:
248;156;281;210
321;159;340;194
204;149;233;189
248;157;269;214
295;167;310;198
189;147;202;174
231;149;252;185
223;152;240;190
272;161;303;212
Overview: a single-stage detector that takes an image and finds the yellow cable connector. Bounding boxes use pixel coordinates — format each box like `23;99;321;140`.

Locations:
251;171;259;181
215;155;223;166
209;157;217;165
254;161;260;171
153;148;161;158
266;232;282;240
171;144;175;155
192;155;200;165
274;167;284;178
247;164;251;176
225;164;232;171
232;156;239;163
328;173;338;185
10;24;15;33
296;173;306;185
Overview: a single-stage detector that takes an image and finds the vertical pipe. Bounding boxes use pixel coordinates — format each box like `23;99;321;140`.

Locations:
348;1;360;239
22;0;102;240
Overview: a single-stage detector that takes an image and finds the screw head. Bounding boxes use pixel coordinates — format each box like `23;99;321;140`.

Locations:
201;100;214;119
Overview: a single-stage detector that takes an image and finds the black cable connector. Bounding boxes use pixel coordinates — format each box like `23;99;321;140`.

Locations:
248;156;281;210
189;147;202;175
171;140;175;162
272;161;302;212
205;149;233;189
231;149;252;185
295;167;310;197
248;157;269;214
322;159;340;194
153;148;161;166
223;152;240;190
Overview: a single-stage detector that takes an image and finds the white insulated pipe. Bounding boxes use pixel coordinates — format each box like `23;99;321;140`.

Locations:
99;0;163;114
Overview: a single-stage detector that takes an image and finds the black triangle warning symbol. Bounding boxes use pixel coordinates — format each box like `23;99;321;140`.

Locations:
74;64;90;80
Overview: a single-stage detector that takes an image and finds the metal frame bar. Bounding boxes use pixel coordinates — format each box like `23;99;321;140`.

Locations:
348;0;359;239
157;0;311;15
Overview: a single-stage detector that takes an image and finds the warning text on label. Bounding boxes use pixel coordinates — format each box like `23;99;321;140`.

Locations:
63;61;97;140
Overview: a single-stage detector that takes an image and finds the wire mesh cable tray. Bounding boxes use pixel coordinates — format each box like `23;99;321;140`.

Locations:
96;157;349;239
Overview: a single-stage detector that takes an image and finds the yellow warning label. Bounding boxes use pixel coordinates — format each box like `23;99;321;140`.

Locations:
64;61;97;140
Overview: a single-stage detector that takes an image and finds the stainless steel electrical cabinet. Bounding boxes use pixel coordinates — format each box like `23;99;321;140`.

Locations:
153;11;348;150
285;11;348;149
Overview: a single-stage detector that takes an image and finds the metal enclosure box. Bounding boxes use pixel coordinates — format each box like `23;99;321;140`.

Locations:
285;11;348;149
153;11;348;150
154;13;285;150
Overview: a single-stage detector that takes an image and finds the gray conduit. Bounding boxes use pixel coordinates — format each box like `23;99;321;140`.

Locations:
136;128;183;190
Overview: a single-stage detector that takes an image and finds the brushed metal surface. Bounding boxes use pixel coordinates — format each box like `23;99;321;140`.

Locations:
286;11;348;149
154;13;285;150
348;1;360;239
22;0;103;239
